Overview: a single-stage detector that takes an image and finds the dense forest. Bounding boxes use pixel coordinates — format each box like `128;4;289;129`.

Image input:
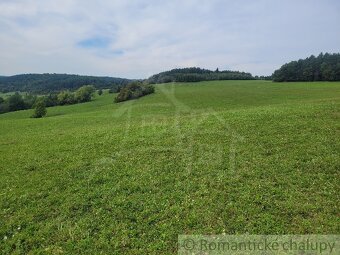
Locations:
146;67;255;84
0;74;130;93
272;53;340;82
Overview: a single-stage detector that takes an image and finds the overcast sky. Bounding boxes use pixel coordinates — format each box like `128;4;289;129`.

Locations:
0;0;339;78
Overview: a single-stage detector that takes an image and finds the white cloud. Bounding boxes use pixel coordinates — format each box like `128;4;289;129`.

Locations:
0;0;339;78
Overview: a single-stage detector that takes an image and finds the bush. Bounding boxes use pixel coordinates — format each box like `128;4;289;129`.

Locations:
23;94;37;109
0;101;9;114
45;94;59;107
114;82;155;103
75;85;95;103
142;84;155;95
57;90;75;105
8;93;26;111
98;89;103;95
57;85;95;105
31;98;47;118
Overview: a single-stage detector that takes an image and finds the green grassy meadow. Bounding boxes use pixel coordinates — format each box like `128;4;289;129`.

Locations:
0;80;339;254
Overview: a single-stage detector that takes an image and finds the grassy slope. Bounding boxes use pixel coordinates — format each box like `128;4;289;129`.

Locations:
0;81;339;254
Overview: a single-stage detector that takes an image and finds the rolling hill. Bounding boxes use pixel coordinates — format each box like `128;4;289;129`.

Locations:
0;73;131;94
0;80;339;254
146;67;255;84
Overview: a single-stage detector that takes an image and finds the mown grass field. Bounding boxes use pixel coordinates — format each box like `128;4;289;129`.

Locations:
0;80;339;254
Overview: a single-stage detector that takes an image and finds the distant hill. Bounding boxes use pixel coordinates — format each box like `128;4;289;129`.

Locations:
272;53;340;82
0;67;257;94
0;73;131;94
146;67;255;84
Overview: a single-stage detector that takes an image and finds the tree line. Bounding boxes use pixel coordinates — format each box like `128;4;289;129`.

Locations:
0;85;96;116
272;53;340;82
146;67;255;84
0;73;130;94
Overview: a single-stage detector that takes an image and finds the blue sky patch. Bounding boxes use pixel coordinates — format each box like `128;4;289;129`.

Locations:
78;37;111;49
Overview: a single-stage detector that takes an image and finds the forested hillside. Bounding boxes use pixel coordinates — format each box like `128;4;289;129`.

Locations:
0;74;130;93
272;53;340;82
146;67;254;84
